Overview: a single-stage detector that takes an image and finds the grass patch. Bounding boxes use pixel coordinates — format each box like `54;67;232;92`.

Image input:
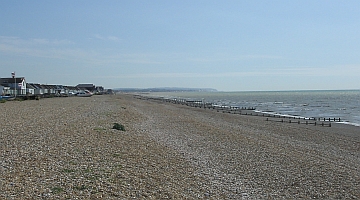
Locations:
112;153;122;158
93;127;106;131
0;100;6;103
112;123;125;131
75;185;87;190
62;169;76;173
88;175;100;181
15;98;24;101
84;168;92;173
69;161;77;165
51;187;63;194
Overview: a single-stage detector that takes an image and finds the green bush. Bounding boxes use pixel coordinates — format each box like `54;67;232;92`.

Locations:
112;123;125;131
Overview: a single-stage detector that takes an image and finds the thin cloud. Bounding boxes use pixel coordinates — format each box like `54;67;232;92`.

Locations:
0;36;73;46
0;42;91;61
30;38;74;45
188;54;285;62
241;55;284;59
0;36;163;65
98;72;266;79
93;34;120;41
107;36;119;41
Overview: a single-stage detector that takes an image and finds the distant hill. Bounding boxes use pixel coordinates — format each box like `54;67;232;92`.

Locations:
114;87;217;93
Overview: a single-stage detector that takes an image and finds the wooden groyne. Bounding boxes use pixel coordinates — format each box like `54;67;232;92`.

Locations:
265;117;333;127
133;95;338;127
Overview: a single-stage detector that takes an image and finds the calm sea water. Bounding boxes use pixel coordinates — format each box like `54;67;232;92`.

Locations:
148;90;360;127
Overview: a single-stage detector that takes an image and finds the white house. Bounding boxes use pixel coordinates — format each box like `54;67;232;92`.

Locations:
0;85;4;95
0;77;27;96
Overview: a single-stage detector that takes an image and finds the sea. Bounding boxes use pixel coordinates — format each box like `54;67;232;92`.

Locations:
145;90;360;127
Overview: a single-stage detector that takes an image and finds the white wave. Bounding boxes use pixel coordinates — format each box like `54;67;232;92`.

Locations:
336;121;360;127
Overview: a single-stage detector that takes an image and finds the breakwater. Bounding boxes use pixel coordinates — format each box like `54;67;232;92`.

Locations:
134;94;339;127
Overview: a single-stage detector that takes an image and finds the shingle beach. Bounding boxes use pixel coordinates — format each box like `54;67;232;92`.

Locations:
1;94;359;199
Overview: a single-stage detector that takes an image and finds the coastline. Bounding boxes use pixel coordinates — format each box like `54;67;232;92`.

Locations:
145;90;360;127
1;94;359;199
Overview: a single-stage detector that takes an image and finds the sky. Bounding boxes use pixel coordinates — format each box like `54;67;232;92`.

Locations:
1;0;360;91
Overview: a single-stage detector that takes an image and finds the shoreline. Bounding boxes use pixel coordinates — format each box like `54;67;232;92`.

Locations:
1;94;359;199
137;93;360;128
141;90;360;127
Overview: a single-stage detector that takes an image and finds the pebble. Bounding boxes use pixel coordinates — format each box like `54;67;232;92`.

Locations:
0;94;359;199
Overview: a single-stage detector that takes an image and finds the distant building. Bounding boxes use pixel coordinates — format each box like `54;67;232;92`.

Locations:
27;83;44;95
95;86;105;94
0;77;27;96
76;84;96;92
106;89;114;94
0;85;5;95
1;77;110;98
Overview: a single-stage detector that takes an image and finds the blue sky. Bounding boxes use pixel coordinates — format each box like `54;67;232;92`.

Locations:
1;0;360;91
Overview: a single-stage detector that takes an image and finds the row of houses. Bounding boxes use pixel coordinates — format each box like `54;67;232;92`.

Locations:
0;77;106;97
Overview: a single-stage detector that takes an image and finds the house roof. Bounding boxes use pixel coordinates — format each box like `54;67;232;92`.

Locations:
64;86;79;90
26;83;36;89
77;84;95;88
27;83;43;89
43;85;57;89
33;83;42;89
0;77;26;84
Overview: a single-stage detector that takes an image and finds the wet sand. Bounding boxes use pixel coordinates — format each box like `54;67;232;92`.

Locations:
1;94;359;199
